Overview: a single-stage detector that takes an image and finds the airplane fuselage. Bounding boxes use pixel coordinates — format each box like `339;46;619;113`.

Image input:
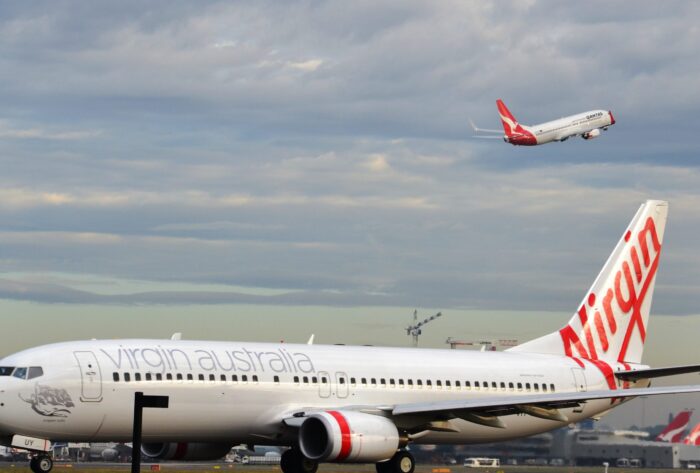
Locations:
0;339;639;446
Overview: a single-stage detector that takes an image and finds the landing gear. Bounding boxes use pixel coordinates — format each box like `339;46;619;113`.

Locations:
280;448;318;473
29;454;53;473
376;450;415;473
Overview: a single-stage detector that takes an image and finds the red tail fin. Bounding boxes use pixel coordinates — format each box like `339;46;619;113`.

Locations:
657;410;692;442
496;99;519;136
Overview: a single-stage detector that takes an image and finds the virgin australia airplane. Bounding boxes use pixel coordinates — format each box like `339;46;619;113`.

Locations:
471;99;615;145
2;200;700;473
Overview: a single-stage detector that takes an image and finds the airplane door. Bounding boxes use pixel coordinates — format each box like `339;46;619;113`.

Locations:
336;372;349;399
571;368;587;392
318;371;331;398
73;351;103;402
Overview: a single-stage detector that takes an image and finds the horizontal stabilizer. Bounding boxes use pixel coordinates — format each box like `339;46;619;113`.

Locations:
616;364;700;381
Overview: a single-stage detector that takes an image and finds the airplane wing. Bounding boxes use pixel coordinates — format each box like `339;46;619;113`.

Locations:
615;364;700;381
391;385;700;422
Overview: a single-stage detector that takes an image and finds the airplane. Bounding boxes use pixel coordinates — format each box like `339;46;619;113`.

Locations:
683;422;700;446
471;99;615;145
655;410;693;443
3;200;700;473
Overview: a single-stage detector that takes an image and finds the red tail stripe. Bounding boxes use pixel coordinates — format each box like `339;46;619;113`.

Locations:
327;410;352;461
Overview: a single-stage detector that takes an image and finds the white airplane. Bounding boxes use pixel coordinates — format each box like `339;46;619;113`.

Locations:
2;200;700;473
471;99;615;145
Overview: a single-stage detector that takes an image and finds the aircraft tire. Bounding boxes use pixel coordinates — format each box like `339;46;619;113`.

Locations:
389;450;415;473
30;455;53;473
281;448;318;473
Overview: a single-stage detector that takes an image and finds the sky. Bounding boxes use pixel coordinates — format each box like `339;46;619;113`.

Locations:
1;1;700;428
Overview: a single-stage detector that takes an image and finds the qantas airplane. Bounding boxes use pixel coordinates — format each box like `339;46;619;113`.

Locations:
471;99;615;145
655;410;693;443
2;200;700;473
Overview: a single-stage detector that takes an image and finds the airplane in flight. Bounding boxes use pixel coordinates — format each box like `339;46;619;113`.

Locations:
2;200;700;473
471;99;615;145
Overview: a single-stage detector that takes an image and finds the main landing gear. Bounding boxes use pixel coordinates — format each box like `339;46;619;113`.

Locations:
29;454;53;473
281;448;318;473
376;450;415;473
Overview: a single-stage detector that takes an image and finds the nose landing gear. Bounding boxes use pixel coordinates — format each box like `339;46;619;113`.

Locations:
29;454;53;473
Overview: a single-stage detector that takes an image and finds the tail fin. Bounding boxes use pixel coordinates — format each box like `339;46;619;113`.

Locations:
496;99;519;136
656;410;693;443
509;200;668;366
683;421;700;445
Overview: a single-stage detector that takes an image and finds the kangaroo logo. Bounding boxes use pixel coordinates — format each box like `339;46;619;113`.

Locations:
20;384;75;417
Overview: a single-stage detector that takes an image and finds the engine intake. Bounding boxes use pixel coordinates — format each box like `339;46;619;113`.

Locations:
141;442;232;461
299;410;399;463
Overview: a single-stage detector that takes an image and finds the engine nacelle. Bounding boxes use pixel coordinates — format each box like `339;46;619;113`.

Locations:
582;129;601;140
299;410;399;463
141;442;232;461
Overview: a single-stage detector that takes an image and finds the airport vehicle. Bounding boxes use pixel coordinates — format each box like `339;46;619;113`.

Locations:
471;99;615;145
464;457;499;468
2;200;700;473
656;410;693;442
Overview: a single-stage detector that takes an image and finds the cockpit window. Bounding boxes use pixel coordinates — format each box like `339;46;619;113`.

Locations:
27;367;44;380
0;367;15;376
12;367;28;379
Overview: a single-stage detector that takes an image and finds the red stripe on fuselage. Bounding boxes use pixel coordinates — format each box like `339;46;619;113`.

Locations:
327;411;352;461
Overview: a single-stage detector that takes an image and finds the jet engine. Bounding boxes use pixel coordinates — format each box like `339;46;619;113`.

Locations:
299;410;399;463
582;129;601;140
141;442;233;461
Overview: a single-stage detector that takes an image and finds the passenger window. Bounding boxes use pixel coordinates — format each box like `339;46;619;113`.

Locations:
145;373;152;381
12;367;27;380
135;373;141;382
27;367;44;380
113;372;120;382
124;373;131;382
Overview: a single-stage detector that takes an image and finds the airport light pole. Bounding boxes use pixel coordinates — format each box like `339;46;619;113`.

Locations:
132;392;169;473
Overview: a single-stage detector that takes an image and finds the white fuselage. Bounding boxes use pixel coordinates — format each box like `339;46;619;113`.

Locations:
0;339;638;447
525;110;614;145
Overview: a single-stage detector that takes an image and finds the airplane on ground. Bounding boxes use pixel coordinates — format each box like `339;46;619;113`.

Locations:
655;410;693;443
471;99;615;145
683;422;700;446
3;200;700;473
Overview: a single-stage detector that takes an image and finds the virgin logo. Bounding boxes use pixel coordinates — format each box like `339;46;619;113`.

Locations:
559;217;662;387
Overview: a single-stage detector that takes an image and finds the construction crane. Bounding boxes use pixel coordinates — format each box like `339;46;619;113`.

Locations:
406;310;442;347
